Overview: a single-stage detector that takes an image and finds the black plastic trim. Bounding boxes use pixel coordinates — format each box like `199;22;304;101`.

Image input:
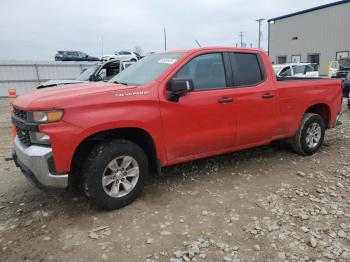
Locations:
11;115;39;131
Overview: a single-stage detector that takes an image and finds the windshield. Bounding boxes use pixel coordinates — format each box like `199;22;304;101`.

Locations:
76;65;99;81
273;66;282;74
109;53;184;86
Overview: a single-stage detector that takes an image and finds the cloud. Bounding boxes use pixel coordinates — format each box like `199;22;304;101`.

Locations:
0;0;332;60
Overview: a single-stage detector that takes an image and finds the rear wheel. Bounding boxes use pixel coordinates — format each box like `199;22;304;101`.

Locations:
291;113;325;155
83;139;148;210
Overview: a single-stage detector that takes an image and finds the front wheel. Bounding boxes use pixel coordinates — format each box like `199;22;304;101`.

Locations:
291;113;325;155
83;139;148;210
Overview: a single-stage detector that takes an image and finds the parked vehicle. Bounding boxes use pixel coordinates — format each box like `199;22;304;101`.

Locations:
343;72;350;109
273;63;319;77
102;50;138;62
7;47;343;210
329;60;340;78
334;57;350;79
55;51;99;61
37;60;134;89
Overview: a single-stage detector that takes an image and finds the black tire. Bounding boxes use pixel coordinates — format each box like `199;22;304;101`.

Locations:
291;113;325;155
131;59;137;62
83;139;148;210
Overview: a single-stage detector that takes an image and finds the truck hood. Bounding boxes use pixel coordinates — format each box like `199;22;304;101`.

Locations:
13;82;136;110
37;79;87;89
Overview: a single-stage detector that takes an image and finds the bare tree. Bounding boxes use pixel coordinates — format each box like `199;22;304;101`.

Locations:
134;46;142;56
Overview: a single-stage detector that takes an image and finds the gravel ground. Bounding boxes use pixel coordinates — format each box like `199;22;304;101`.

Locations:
0;97;349;262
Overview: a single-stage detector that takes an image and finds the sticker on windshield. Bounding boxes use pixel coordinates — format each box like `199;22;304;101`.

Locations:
158;58;177;64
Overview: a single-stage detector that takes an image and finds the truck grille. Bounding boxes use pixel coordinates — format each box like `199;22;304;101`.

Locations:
13;107;32;147
16;127;31;147
13;107;28;120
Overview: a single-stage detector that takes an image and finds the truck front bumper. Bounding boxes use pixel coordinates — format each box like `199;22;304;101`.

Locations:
11;137;68;190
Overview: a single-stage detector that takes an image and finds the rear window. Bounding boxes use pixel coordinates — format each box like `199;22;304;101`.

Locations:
230;53;264;86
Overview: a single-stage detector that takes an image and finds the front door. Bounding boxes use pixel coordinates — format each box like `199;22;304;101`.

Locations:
159;53;236;162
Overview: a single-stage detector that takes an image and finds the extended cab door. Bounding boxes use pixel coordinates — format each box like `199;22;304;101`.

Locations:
228;52;279;146
159;52;237;162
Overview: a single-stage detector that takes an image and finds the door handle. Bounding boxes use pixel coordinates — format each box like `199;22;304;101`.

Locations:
218;97;234;104
261;93;275;99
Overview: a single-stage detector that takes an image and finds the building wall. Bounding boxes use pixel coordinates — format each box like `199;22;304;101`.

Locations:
269;2;350;75
0;61;95;96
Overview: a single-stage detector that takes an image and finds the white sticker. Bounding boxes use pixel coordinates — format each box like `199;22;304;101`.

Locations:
158;58;177;64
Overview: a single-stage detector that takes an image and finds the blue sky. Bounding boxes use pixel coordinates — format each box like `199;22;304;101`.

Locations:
0;0;336;60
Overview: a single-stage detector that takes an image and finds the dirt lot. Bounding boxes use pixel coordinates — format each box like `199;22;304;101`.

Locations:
0;97;349;262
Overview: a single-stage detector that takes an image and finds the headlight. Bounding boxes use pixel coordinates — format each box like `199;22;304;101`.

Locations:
31;110;64;123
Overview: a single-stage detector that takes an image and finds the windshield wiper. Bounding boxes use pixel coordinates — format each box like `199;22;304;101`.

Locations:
114;80;128;86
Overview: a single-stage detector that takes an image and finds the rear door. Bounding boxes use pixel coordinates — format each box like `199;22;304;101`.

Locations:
160;52;237;161
228;52;279;146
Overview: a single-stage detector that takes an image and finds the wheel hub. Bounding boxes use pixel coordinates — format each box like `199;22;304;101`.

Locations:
101;155;140;198
306;123;321;149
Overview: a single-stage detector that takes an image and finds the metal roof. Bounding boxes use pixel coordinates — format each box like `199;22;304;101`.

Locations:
268;0;350;22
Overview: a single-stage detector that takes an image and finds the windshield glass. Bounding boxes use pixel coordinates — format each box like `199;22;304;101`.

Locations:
109;53;185;86
76;65;99;81
273;66;282;74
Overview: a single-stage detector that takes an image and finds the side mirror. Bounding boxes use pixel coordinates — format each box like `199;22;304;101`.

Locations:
166;79;194;102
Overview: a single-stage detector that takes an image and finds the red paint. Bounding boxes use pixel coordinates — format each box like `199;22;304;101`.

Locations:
13;47;343;173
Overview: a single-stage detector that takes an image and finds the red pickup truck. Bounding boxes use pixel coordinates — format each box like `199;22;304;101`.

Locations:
8;47;343;210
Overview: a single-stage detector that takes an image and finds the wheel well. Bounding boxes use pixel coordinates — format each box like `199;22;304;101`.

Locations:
70;128;159;177
305;104;330;128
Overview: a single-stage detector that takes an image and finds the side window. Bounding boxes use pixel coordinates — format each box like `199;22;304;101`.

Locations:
305;65;314;72
98;69;107;80
230;53;264;86
293;65;306;75
280;67;292;77
173;53;226;91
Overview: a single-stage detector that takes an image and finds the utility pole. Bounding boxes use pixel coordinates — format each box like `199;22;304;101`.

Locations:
239;32;244;48
164;28;167;51
256;18;265;49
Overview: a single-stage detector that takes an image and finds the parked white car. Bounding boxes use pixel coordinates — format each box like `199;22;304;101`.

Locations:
102;50;138;62
273;63;319;77
37;60;135;89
